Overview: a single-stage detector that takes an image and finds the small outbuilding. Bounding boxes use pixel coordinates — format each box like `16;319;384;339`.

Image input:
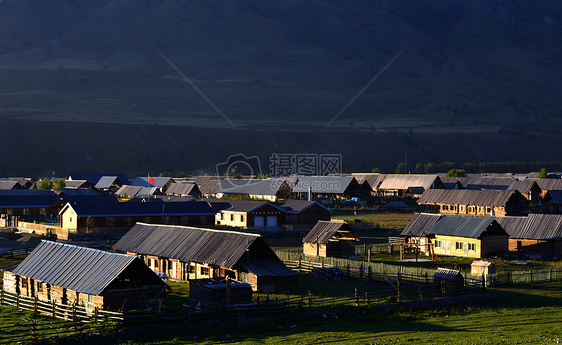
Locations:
434;268;464;296
303;221;359;258
470;260;495;276
189;278;252;306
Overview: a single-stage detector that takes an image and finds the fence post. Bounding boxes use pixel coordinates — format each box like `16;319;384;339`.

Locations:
360;263;363;280
34;296;38;314
16;294;19;309
530;270;533;283
368;247;371;263
299;296;304;310
94;307;98;323
298;258;301;273
354;288;359;307
397;274;401;303
368;265;372;283
365;292;370;305
418;286;423;299
30;320;37;342
265;295;269;316
0;289;3;306
52;300;56;318
72;304;76;322
482;273;486;292
308;290;312;310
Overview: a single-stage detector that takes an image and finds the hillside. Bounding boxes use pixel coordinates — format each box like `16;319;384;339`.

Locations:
0;0;562;175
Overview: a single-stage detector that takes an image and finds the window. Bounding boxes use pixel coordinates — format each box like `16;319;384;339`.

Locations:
23;208;30;215
125;217;133;226
435;240;441;248
37;282;43;293
240;215;245;222
87;294;94;308
468;243;476;251
220;213;224;220
456;242;463;250
200;216;207;224
460;206;464;211
39;208;46;215
21;279;27;289
7;209;13;215
200;266;209;276
106;218;114;226
143;217;151;223
163;216;170;224
181;217;188;225
188;264;196;274
230;214;234;221
88;217;95;226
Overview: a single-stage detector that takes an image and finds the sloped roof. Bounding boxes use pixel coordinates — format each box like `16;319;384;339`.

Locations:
0;190;54;196
350;173;386;190
69;173;129;185
217;179;286;196
61;200;216;217
130;177;174;188
95;176;122;189
303;221;358;244
401;213;442;237
0;195;59;208
528;178;562;191
116;185;143;197
199;181;220;195
55;188;100;196
213;199;284;213
12;241;140;295
280;200;331;213
418;189;526;207
493;216;527;237
434;268;462;280
509;213;562;240
0;181;19;190
426;216;505;238
292;176;358;194
545;190;562;204
64;180;89;189
378;174;442;191
114;223;275;269
166;182;198;196
240;260;296;277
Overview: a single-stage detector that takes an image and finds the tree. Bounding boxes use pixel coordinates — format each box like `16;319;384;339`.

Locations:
38;179;53;190
371;168;380;173
538;168;549;179
54;179;66;190
415;163;425;174
446;169;466;177
396;163;407;174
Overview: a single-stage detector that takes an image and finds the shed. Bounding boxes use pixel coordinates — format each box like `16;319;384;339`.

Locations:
470;260;496;276
434;268;464;296
303;221;359;258
189;278;252;306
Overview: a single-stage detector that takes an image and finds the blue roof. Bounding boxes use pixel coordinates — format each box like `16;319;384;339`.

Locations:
426;216;505;239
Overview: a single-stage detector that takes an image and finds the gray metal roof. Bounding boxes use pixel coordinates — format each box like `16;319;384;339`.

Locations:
280;200;332;213
493;216;527;237
434;267;462;280
217;179;286;196
116;185;143;197
378;174;443;191
401;213;442;237
303;221;358;244
0;181;19;190
95;176;121;189
12;241;140;295
113;223;273;269
418;189;526;207
199;181;220;195
166;182;198;196
64;180;89;189
350;173;386;190
509;213;562;240
292;176;359;194
426;216;505;238
529;178;562;191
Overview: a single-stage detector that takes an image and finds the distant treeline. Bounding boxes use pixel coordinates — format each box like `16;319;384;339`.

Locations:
387;161;562;175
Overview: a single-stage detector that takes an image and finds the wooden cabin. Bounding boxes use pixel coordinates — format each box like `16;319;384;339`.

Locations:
303;221;359;258
434;268;464;296
113;223;297;294
3;240;166;311
280;200;332;226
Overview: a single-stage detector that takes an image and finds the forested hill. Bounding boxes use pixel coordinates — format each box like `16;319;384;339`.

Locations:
0;0;561;132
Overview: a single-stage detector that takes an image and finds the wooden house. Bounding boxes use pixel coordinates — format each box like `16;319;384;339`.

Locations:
165;182;201;198
215;179;291;202
501;213;562;254
94;176;125;195
280;200;332;226
303;221;359;258
3;240;166;311
541;190;562;213
0;191;62;222
59;200;216;234
350;173;386;196
377;174;444;197
417;189;529;217
113;223;297;293
210;199;286;229
400;213;442;254
426;216;508;258
130;177;175;193
434;268;464;296
291;176;364;201
528;178;562;199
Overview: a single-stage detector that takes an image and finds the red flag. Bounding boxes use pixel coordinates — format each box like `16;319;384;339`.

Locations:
148;175;155;185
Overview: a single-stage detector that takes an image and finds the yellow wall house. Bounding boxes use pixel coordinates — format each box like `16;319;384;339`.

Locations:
426;216;509;258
